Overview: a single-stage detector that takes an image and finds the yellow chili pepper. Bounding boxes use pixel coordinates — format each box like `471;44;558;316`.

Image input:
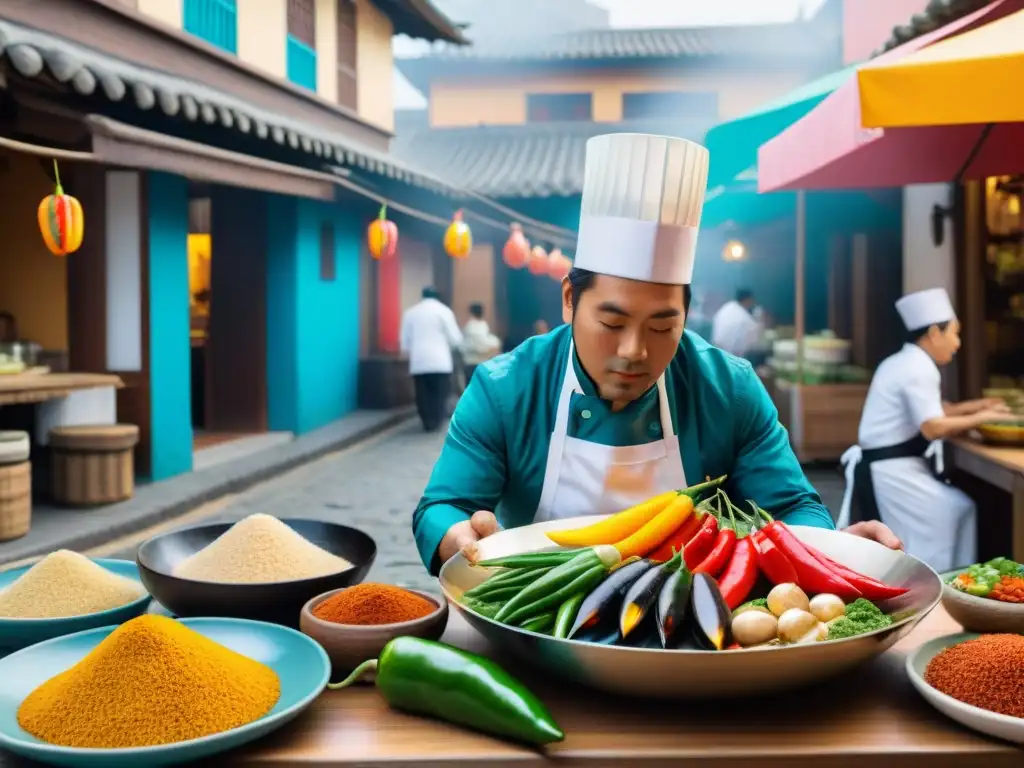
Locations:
546;491;678;547
612;495;694;560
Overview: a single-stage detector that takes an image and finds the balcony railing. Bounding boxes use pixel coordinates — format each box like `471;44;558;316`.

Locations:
287;36;317;92
184;0;238;54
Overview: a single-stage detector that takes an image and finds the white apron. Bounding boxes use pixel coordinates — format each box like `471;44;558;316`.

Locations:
535;344;687;522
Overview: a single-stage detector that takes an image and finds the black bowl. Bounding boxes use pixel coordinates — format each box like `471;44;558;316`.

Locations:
136;519;377;628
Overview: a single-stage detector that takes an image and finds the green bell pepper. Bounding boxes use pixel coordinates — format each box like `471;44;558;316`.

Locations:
328;636;564;745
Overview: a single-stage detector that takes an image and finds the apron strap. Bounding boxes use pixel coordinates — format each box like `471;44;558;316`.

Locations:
535;343;583;517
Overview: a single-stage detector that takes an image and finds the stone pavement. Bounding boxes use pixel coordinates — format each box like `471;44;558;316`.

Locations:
100;422;847;596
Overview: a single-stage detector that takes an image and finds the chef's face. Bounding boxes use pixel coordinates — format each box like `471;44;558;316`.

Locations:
563;274;686;407
928;319;961;365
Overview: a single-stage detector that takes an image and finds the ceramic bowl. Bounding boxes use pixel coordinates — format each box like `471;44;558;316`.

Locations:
977;421;1024;447
0;558;151;655
907;632;1024;745
299;587;448;675
940;572;1024;634
136;519;376;629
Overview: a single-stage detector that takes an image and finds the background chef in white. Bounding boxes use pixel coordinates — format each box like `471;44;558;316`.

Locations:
400;287;464;432
838;288;1014;572
711;288;764;359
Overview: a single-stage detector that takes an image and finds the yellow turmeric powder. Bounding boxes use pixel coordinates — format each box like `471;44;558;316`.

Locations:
17;614;281;748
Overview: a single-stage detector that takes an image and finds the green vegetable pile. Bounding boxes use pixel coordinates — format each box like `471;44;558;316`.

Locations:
947;557;1024;598
825;598;892;640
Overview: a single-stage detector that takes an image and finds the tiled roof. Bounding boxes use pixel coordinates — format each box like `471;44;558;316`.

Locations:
376;0;469;45
876;0;990;53
0;19;457;194
399;20;839;63
392;118;714;198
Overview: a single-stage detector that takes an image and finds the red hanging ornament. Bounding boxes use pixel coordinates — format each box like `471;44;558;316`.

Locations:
547;248;571;281
503;222;530;269
527;245;549;275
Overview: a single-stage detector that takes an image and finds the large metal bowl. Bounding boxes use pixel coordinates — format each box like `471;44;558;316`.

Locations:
439;520;942;699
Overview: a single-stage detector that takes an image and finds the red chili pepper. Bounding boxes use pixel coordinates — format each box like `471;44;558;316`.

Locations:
762;522;861;600
798;539;909;600
693;528;736;577
750;529;799;586
683;515;719;570
649;511;704;563
717;537;759;609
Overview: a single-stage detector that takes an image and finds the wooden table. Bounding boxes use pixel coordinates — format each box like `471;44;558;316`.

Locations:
0;373;123;406
216;607;1022;768
950;436;1024;562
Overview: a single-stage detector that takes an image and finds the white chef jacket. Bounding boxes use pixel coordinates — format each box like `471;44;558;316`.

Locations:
858;343;945;448
711;300;762;357
400;298;463;375
461;318;500;365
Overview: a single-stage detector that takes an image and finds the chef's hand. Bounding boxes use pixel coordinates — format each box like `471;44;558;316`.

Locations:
842;521;903;551
977;408;1017;423
438;511;502;564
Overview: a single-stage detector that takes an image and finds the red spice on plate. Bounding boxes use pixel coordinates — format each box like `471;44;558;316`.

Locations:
924;634;1024;719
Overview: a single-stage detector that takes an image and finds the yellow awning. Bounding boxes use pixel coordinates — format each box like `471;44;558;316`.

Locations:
858;8;1024;128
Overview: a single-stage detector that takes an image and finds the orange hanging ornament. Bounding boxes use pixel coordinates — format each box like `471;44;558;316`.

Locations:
38;160;84;257
502;223;530;269
527;245;549;275
367;204;398;260
444;210;472;259
547;248;571;281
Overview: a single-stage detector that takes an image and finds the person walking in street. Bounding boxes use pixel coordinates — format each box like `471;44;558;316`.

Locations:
400;287;463;432
411;132;901;574
711;288;764;359
837;288;1014;572
460;303;501;385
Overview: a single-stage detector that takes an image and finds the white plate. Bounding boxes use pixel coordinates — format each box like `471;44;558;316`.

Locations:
906;632;1024;745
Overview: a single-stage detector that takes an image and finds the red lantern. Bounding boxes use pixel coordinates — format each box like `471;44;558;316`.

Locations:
503;223;530;269
527;245;549;275
367;204;398;260
547;248;571;281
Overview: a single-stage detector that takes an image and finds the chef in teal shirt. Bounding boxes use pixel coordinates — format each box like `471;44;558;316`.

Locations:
414;133;901;573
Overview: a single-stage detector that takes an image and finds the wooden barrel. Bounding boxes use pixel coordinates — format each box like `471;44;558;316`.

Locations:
0;462;31;541
49;424;140;507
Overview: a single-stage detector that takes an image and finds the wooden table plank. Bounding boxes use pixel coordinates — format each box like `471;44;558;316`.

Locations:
219;606;1022;768
950;437;1024;561
0;373;123;406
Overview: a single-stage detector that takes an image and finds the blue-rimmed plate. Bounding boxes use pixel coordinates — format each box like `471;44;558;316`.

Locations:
0;617;330;766
0;558;152;655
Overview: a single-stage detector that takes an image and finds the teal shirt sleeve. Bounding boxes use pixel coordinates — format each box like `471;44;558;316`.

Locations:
412;369;508;573
730;364;835;530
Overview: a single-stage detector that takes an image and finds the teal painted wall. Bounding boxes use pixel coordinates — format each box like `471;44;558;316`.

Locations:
266;197;362;434
147;172;193;481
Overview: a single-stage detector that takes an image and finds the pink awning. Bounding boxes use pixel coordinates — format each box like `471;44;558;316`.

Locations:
758;0;1024;192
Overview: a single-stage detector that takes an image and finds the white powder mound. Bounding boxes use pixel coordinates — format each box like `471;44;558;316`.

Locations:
173;513;353;584
0;550;147;619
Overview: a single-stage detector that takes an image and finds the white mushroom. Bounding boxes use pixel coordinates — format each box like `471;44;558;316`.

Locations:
809;593;846;623
767;583;810;617
793;621;830;644
731;610;779;647
776;608;819;644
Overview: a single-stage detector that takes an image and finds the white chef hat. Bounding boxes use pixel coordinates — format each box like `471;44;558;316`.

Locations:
574;133;710;285
895;288;956;331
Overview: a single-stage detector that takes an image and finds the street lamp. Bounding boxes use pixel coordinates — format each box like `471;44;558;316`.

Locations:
722;239;746;262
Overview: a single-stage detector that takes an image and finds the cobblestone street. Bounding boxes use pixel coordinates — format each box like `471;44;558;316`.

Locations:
101;418;846;598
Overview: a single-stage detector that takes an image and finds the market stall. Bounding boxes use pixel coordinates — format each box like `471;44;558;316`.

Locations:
950;436;1024;561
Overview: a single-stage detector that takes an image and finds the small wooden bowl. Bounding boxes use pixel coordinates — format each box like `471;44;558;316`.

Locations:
299;587;449;676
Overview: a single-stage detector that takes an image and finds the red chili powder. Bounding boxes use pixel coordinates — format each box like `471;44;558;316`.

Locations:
924;634;1024;718
312;583;436;626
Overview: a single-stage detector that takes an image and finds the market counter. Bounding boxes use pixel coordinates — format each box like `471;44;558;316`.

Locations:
207;605;1021;768
950;436;1024;561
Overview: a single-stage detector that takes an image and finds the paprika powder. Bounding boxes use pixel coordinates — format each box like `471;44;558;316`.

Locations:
312;583;436;625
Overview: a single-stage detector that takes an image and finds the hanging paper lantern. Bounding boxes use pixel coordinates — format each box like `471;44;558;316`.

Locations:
547;248;571;281
367;204;398;260
502;222;530;269
527;245;549;275
444;209;473;259
38;160;84;257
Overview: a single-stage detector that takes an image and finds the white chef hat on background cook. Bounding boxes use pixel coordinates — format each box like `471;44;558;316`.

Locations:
573;133;710;285
895;288;956;330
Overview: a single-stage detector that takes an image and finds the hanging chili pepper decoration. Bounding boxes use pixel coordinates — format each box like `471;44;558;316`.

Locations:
367;204;398;260
444;210;472;259
38;160;84;257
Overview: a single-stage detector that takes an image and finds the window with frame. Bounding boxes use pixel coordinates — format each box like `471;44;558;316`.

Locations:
287;0;317;91
336;0;358;109
621;91;719;121
183;0;238;53
526;93;592;123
